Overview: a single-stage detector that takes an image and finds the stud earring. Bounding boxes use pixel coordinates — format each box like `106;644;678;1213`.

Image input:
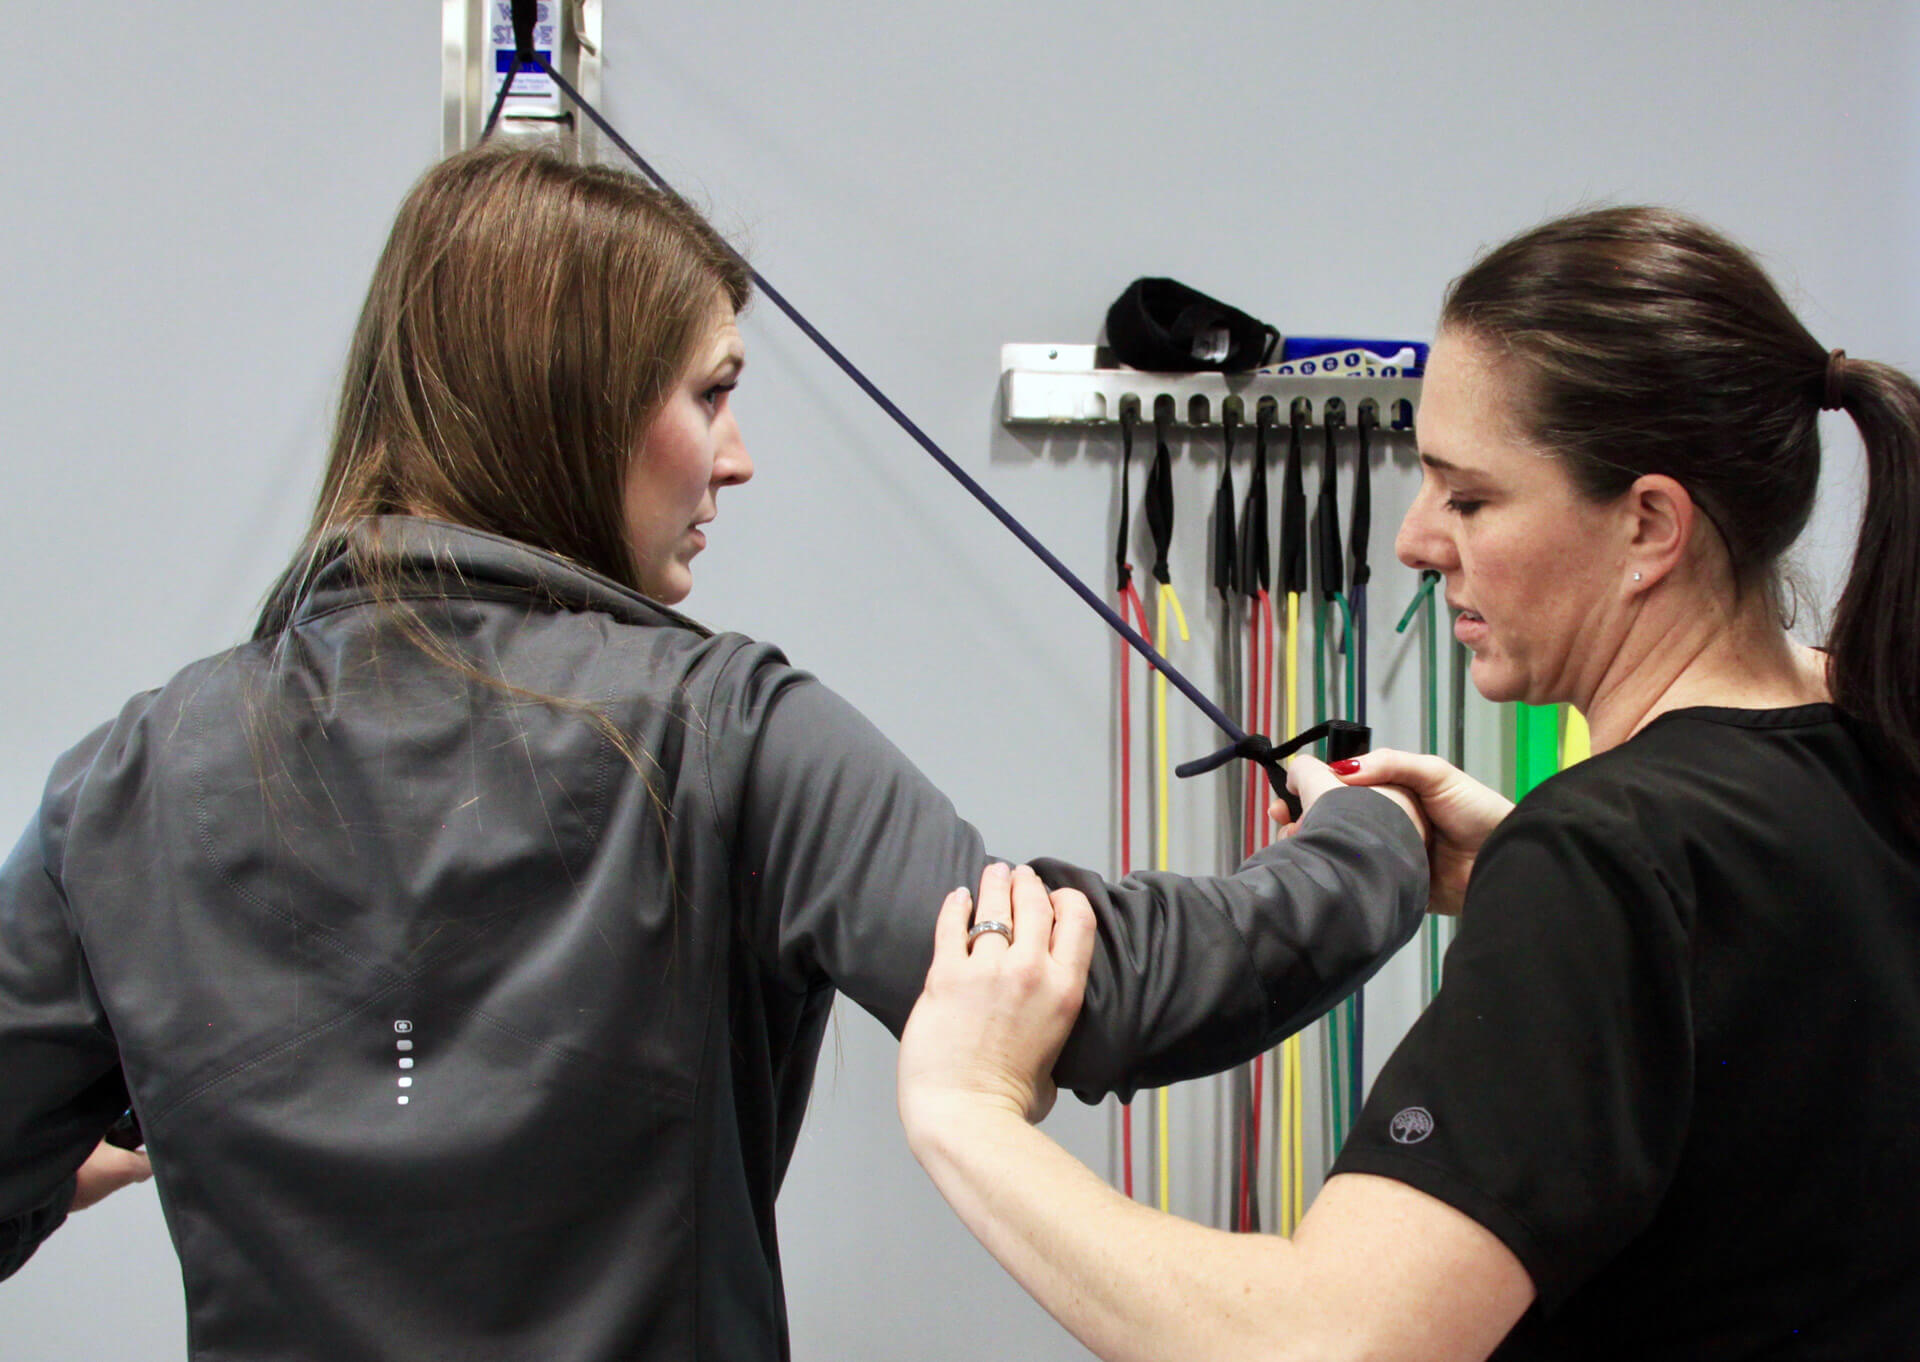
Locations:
1632;572;1643;582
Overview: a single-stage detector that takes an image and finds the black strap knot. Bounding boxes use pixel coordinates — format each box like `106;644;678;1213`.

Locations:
1176;719;1371;818
1175;732;1279;781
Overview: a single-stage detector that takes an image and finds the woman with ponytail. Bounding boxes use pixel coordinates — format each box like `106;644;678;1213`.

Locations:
898;207;1920;1360
1825;351;1920;824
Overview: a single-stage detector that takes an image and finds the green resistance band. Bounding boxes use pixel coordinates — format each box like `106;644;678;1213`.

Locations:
1395;572;1445;1005
1312;592;1361;1153
1513;703;1561;799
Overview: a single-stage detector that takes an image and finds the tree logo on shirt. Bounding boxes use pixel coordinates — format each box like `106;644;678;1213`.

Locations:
1389;1107;1435;1144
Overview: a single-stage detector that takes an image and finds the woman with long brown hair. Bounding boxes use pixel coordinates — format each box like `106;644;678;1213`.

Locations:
898;205;1920;1360
0;144;1428;1359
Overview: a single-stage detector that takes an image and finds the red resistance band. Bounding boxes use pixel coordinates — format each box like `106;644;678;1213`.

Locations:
1116;576;1152;1201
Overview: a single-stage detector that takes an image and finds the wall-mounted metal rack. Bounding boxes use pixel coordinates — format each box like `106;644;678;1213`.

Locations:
1000;344;1420;430
442;0;603;156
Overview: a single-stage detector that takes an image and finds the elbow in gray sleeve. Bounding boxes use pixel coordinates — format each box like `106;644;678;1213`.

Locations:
1051;785;1428;1101
1288;784;1429;950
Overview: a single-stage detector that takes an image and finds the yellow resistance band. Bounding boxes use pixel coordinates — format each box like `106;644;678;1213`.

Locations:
1154;580;1189;1214
1562;706;1592;766
1280;590;1303;1234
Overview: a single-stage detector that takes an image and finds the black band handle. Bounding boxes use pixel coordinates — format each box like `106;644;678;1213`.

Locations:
1115;405;1136;588
1212;409;1238;597
1146;405;1175;585
1351;401;1375;588
1316;401;1346;598
1280;399;1309;595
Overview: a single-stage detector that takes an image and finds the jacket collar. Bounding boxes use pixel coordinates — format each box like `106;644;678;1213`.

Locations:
255;517;714;639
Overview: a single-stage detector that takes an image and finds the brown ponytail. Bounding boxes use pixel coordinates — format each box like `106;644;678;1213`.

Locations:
1826;359;1920;824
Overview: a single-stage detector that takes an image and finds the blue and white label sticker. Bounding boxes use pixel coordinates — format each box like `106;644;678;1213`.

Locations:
1262;346;1420;379
490;1;562;116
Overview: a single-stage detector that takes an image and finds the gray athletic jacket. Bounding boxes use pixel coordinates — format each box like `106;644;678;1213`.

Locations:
0;518;1426;1361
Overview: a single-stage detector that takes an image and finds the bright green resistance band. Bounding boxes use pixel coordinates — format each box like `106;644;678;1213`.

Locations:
1513;703;1561;799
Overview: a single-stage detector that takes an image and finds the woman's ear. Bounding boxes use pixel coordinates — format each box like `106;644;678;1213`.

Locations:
1623;473;1696;590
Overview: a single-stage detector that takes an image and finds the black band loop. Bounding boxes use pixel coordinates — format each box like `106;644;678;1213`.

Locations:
1175;718;1371;779
1175;733;1274;780
1176;719;1371;820
511;0;540;63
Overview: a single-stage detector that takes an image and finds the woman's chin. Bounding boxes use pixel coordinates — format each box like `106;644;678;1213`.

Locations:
1468;654;1525;705
639;568;693;605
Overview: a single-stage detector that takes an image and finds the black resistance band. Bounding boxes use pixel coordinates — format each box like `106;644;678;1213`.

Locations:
1212;409;1239;602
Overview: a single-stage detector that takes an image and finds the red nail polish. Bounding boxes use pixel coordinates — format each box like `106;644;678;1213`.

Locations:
1328;759;1361;775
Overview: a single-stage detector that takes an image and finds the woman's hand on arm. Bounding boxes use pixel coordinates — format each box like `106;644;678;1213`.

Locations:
897;864;1533;1362
897;863;1097;1131
1327;749;1513;915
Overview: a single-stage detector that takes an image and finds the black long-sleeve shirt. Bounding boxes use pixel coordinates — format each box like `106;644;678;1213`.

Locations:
1335;704;1920;1358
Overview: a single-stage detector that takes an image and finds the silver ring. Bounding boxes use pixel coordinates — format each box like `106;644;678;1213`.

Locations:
966;919;1014;949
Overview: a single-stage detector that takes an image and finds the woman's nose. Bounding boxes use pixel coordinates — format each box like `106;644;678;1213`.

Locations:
1395;486;1452;573
715;419;753;487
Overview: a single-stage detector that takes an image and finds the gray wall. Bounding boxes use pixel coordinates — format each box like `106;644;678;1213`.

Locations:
3;4;1915;1358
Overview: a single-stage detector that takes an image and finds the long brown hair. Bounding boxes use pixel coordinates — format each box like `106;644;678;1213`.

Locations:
311;141;751;589
250;145;753;874
1442;206;1920;826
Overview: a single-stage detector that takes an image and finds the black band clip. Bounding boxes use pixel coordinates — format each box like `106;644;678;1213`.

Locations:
1175;719;1371;820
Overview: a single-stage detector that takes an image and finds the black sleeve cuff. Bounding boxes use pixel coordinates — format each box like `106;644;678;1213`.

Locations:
0;1178;74;1281
1329;1147;1569;1313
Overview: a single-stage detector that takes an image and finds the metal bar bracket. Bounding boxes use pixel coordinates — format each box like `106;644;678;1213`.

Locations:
443;0;602;156
1001;344;1419;430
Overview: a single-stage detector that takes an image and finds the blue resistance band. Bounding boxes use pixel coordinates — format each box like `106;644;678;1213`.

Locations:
493;48;1368;785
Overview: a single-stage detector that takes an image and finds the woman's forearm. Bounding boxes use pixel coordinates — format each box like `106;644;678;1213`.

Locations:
906;1092;1332;1362
896;856;1532;1362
